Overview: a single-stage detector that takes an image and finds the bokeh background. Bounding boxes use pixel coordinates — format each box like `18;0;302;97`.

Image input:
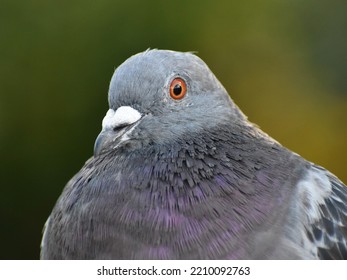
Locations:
1;0;346;259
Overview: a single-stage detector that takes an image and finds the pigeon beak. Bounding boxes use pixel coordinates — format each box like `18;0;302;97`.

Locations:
94;129;114;157
93;106;142;157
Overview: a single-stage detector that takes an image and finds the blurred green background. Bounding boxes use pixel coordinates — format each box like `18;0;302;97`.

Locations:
1;0;346;259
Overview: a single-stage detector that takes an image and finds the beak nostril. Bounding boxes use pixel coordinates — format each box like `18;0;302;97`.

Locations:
102;106;142;131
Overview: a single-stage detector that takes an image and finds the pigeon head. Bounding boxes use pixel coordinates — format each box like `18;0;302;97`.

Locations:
94;49;247;156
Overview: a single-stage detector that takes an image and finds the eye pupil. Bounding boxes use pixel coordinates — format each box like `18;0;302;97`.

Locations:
173;84;182;95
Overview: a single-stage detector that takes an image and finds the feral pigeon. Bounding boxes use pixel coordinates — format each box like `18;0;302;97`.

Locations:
41;49;347;259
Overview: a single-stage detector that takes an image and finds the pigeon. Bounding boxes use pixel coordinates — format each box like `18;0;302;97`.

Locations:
41;49;347;260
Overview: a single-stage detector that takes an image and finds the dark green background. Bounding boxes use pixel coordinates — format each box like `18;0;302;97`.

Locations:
1;0;346;259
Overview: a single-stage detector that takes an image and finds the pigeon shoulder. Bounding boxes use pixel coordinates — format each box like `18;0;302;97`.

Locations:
236;125;347;259
287;163;347;259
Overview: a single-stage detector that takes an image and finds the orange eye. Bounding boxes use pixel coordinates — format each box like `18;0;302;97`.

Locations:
169;78;187;100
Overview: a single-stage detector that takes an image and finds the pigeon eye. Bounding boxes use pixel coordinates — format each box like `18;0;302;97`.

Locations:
169;78;187;100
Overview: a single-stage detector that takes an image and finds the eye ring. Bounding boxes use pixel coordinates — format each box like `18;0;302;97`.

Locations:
169;78;187;100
